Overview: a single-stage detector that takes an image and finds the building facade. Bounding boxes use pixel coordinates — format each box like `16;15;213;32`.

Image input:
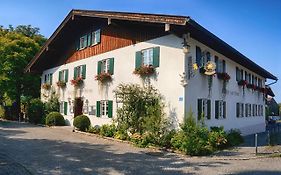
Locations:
26;10;277;135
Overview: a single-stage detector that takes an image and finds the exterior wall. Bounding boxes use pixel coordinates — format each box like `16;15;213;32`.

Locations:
41;33;267;136
41;34;185;127
185;38;266;135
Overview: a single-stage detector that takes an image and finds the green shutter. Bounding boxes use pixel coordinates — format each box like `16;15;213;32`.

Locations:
96;101;100;117
207;100;211;120
236;67;239;81
97;61;102;75
215;101;219;119
64;102;67;115
76;40;80;50
83;35;87;48
59;71;62;81
82;65;86;79
236;103;240;118
50;74;53;84
135;51;142;69
108;100;113;118
74;67;77;79
65;69;69;82
197;99;202;121
96;29;101;43
222;60;226;73
109;58;114;75
87;33;92;46
223;102;226;118
153;47;160;67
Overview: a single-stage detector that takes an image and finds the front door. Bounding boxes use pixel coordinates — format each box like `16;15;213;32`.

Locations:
74;97;83;117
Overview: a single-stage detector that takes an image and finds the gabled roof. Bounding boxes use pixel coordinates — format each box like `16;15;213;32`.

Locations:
25;9;277;81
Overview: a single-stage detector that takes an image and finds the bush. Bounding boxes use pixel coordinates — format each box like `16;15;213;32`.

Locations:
45;112;65;126
73;115;91;131
44;95;60;114
226;129;244;147
100;124;116;137
209;127;227;150
87;125;100;134
26;98;44;124
0;106;5;119
114;129;128;140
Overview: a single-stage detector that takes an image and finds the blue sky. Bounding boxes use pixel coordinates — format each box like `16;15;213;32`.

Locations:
1;0;281;101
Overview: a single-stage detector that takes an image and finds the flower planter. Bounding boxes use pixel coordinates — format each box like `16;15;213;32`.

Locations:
56;81;66;88
95;72;112;83
238;80;247;86
217;72;231;82
133;65;155;76
42;83;51;90
71;77;83;87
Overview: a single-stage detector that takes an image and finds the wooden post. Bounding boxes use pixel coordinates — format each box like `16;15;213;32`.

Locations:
255;133;258;155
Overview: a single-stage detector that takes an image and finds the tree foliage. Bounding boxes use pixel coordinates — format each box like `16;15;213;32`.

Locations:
0;25;46;118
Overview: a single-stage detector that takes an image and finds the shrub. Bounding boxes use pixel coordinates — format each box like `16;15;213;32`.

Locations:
44;95;60;114
87;125;100;134
45;112;65;126
226;129;244;146
26;98;44;124
0;106;5;119
209;127;228;150
114;129;128;140
158;129;176;148
73;115;91;131
100;124;116;137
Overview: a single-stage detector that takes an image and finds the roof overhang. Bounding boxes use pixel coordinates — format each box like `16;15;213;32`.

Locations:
25;9;278;81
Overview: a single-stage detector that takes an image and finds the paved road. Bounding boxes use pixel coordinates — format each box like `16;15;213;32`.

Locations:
0;121;281;175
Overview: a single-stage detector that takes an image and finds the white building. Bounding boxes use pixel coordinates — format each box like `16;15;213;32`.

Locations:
26;10;277;135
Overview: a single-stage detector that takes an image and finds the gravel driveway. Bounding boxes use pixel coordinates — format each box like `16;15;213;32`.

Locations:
0;121;281;175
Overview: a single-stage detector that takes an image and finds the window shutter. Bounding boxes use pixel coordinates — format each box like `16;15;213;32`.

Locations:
44;75;47;83
236;67;239;81
241;104;244;117
153;47;160;67
65;69;69;82
64;102;67;115
76;40;80;50
59;71;62;81
236;103;240;118
206;52;211;62
50;74;53;84
74;67;77;79
96;29;101;44
96;101;100;117
135;51;142;69
97;61;102;75
87;33;92;46
83;35;87;48
108;100;113;118
215;56;218;73
197;99;202;121
222;60;226;73
196;46;202;66
241;70;244;80
215;101;219;119
207;100;211;119
109;58;114;75
223;101;226;119
82;65;86;79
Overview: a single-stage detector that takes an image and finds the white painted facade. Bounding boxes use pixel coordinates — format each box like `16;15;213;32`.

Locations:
41;34;266;135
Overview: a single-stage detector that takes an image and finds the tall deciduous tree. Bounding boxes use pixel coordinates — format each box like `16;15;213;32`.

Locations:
0;25;46;118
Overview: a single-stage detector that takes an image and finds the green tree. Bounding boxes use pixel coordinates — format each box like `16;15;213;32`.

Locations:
0;25;46;118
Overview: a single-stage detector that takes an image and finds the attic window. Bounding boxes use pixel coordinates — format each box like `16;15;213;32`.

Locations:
91;29;101;46
76;29;101;50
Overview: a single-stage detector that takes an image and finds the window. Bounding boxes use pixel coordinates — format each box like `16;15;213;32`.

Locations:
60;101;68;115
236;103;244;118
252;104;258;116
236;68;243;81
44;73;53;84
98;58;114;75
74;65;86;79
215;100;226;119
245;104;252;117
196;46;202;67
248;73;252;83
198;99;211;120
258;78;262;87
215;56;226;73
135;47;160;69
58;69;69;82
91;29;101;45
79;35;88;49
96;100;113;118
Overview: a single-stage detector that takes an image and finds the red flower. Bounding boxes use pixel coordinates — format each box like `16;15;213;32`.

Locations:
95;72;112;82
217;72;231;81
133;65;155;76
71;77;83;87
238;80;247;86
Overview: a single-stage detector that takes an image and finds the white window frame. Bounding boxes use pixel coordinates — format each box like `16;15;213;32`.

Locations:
199;98;209;119
59;102;64;114
91;29;101;46
141;48;153;66
60;69;67;82
76;65;83;77
44;73;52;84
79;35;87;50
101;58;110;73
216;100;225;119
100;100;109;117
237;103;244;118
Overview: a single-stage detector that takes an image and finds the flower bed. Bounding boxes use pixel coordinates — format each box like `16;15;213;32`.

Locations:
217;72;231;81
95;72;112;82
56;81;66;88
133;65;155;76
71;77;83;87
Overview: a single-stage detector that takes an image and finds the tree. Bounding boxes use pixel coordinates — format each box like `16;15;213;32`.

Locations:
0;25;46;119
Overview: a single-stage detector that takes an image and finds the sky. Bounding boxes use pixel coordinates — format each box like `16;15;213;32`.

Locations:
1;0;281;101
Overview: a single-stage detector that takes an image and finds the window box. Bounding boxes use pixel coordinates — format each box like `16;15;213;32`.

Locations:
71;77;83;87
95;72;112;82
133;65;155;76
56;81;66;88
42;83;51;90
217;72;230;81
238;80;247;86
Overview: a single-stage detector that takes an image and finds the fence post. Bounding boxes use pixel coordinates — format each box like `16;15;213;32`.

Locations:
255;133;258;155
267;130;270;146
